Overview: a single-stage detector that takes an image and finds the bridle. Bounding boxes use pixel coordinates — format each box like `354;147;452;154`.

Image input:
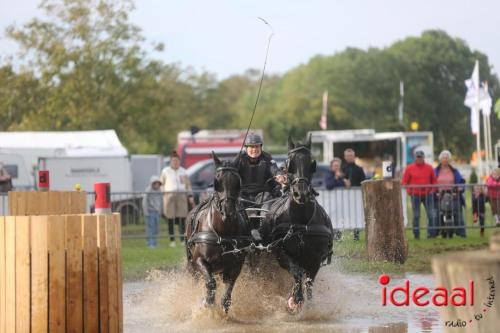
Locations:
286;146;312;187
214;166;241;220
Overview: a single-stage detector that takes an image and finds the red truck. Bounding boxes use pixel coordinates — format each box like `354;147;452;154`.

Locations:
176;129;263;168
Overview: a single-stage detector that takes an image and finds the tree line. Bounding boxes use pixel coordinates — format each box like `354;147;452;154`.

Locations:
1;0;498;158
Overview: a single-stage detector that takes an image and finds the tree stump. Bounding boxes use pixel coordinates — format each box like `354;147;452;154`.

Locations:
432;231;500;333
361;179;408;263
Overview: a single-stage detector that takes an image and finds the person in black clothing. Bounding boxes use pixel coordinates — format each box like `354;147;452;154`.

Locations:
342;149;366;186
342;148;366;241
233;133;285;240
472;185;487;237
233;133;285;206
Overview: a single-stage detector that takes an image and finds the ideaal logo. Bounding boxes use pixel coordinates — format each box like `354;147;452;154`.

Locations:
378;274;496;328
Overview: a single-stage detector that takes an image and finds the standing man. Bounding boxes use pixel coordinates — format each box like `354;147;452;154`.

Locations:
342;148;366;240
161;151;195;247
401;150;437;239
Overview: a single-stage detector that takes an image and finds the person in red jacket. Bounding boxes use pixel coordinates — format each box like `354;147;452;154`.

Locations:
401;150;437;239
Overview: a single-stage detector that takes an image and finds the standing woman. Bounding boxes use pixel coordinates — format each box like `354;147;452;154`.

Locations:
434;150;466;238
160;151;195;247
486;168;500;227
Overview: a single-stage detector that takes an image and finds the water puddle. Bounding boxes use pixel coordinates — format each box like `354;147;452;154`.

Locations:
123;261;442;332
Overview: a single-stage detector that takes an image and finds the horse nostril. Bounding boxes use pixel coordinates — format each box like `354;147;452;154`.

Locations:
293;191;300;198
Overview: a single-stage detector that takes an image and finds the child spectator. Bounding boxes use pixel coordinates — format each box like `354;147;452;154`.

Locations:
142;175;163;248
471;185;487;237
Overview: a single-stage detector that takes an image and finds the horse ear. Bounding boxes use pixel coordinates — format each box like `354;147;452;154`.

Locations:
310;160;317;174
288;135;295;151
212;151;222;168
306;133;312;149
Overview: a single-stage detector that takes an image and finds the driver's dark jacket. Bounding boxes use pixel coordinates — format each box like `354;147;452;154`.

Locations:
233;151;281;198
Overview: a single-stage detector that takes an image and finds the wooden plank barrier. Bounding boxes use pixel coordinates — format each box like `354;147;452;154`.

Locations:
0;213;122;333
7;191;87;216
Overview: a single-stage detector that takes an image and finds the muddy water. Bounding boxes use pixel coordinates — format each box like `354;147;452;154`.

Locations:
124;263;441;333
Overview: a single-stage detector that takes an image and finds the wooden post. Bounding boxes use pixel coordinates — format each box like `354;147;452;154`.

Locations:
361;179;408;263
432;231;500;333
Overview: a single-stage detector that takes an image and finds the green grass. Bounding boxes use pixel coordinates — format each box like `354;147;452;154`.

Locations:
122;237;186;280
120;189;497;280
121;228;494;280
333;228;492;275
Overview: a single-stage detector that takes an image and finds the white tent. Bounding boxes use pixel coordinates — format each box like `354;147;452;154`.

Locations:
0;130;128;186
0;130;127;155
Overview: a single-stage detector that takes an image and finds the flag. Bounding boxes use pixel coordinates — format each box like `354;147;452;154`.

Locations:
479;82;492;116
470;107;480;135
319;90;328;130
398;81;404;124
464;60;479;108
464;60;480;133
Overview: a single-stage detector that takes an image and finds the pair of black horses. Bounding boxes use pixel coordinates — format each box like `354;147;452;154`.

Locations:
185;136;333;313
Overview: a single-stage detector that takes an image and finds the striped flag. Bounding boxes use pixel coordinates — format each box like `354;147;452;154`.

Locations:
319;90;328;130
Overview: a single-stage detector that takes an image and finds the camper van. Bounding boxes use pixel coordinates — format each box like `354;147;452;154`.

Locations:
0;130;129;189
0;131;143;223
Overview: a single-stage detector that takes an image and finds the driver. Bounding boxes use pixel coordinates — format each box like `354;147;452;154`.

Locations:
233;133;286;209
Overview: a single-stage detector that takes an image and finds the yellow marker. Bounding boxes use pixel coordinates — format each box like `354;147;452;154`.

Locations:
410;121;419;131
74;183;81;191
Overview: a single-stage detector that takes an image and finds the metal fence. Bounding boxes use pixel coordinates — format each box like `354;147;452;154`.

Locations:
1;184;499;238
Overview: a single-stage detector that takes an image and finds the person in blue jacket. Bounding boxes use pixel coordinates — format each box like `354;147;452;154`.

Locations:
325;157;351;190
434;150;466;238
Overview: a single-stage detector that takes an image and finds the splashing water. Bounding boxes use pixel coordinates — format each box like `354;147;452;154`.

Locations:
124;259;441;333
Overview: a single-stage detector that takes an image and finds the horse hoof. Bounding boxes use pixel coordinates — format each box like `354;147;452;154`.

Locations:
287;297;302;314
201;298;214;308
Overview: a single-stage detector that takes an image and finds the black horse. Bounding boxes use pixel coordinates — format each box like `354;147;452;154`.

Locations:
261;136;333;312
185;153;250;313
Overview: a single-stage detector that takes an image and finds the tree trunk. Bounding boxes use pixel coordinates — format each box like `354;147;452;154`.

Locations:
432;231;500;333
362;179;408;263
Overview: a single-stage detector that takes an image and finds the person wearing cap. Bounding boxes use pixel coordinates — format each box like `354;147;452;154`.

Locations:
233;132;285;208
401;150;437;239
142;175;163;248
161;151;195;247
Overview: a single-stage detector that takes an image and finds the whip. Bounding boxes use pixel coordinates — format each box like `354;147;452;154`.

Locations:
239;17;274;154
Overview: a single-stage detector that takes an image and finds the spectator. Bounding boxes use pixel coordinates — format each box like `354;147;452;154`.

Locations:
342;149;366;241
486;168;500;227
434;150;466;238
142;176;163;248
0;162;13;193
401;150;437;239
472;185;486;237
325;157;351;190
160;151;195;247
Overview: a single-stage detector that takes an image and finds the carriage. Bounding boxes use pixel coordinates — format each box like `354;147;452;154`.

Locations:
184;136;334;313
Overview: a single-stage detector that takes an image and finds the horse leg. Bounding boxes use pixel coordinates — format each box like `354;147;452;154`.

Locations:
277;251;305;311
221;261;243;313
305;266;320;301
195;257;216;306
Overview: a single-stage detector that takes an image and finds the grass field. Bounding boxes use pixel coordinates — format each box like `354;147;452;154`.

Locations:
121;227;495;280
121;189;498;280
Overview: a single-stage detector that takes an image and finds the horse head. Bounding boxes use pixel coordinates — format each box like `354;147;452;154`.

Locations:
286;134;316;205
212;152;241;222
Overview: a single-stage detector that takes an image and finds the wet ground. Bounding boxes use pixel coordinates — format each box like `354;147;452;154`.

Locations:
123;261;442;333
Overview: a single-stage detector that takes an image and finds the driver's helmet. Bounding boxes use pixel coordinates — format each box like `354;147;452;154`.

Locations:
244;133;263;146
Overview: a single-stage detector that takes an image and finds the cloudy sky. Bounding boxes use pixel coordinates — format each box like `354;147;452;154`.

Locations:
1;0;499;79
